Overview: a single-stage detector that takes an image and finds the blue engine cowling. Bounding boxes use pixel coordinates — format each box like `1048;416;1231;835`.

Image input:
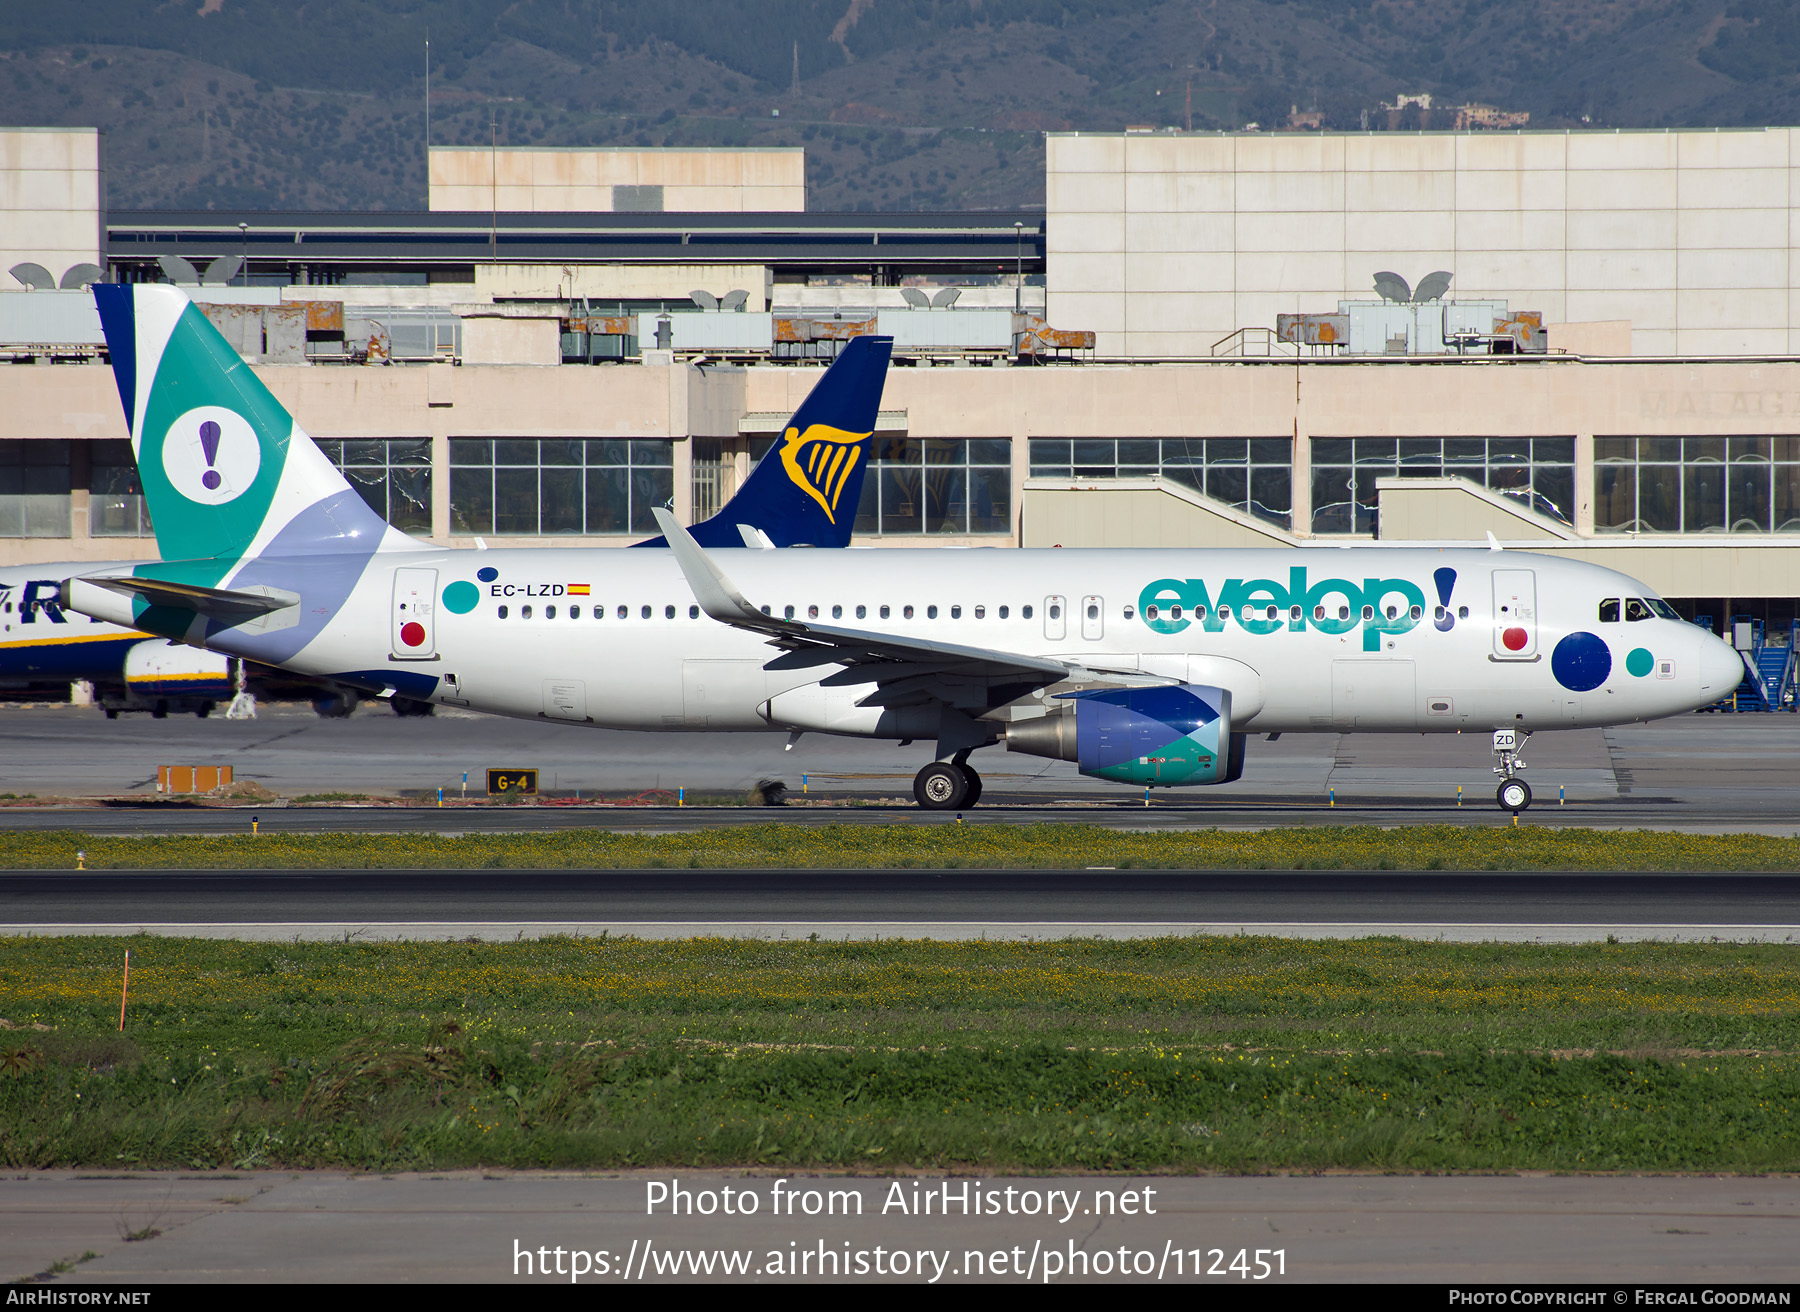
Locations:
1003;684;1246;787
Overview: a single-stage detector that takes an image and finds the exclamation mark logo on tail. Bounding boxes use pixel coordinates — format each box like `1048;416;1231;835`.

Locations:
1434;567;1457;631
163;406;262;506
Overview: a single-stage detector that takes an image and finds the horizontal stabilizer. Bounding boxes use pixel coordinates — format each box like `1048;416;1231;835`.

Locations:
82;574;299;621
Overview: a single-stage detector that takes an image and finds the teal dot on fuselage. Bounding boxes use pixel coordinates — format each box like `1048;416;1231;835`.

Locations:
442;580;480;615
1626;646;1654;678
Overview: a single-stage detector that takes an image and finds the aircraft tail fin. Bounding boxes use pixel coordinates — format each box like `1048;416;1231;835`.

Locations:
636;334;893;548
92;283;414;576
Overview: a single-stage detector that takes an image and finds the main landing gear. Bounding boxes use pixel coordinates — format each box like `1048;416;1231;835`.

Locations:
913;756;983;810
1493;727;1532;813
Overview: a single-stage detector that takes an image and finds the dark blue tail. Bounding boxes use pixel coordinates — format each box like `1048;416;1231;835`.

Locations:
635;335;893;548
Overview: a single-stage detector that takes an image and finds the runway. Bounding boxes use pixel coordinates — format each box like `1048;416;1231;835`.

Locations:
2;702;1800;832
6;868;1798;942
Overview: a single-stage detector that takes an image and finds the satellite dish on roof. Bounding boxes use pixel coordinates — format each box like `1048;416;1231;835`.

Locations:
930;287;962;309
1372;272;1411;304
157;255;200;286
899;287;931;309
59;263;105;289
1411;270;1453;303
719;289;749;312
689;289;719;311
204;256;243;286
8;262;55;290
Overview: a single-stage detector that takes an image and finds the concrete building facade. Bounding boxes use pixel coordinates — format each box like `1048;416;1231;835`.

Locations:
427;147;805;213
0;128;105;288
1047;127;1800;359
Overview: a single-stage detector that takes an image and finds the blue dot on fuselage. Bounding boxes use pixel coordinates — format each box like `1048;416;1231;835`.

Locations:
476;567;499;583
1551;631;1612;692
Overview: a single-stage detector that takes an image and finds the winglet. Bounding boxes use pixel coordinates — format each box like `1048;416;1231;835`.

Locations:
653;507;770;626
1486;531;1503;551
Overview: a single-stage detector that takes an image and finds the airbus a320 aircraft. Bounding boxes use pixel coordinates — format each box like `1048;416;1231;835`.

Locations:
6;316;891;718
64;285;1744;811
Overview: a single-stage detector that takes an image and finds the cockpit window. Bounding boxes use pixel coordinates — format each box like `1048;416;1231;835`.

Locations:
1647;598;1680;621
1599;599;1620;623
1624;598;1652;622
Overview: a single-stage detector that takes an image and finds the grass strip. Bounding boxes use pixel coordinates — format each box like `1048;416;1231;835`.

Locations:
2;935;1795;1172
8;822;1800;871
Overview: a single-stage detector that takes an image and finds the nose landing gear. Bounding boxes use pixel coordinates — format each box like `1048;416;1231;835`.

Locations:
1493;727;1532;812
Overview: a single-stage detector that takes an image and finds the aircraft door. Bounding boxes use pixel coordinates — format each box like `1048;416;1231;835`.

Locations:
1080;595;1104;641
1492;569;1538;659
391;567;438;660
1043;595;1067;641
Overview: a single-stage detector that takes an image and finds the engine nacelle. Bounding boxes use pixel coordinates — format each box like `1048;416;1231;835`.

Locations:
1005;684;1246;786
122;639;232;700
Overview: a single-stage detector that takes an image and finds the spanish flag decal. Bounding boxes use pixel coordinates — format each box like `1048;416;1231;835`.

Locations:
779;423;870;524
568;584;591;596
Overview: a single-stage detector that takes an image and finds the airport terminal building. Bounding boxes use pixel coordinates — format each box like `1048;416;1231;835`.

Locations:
7;124;1800;638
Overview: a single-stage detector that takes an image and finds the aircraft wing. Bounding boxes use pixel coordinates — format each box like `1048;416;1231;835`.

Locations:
653;508;1110;690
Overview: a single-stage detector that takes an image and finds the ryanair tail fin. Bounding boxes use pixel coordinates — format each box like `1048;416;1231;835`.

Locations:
636;334;893;548
92;284;417;583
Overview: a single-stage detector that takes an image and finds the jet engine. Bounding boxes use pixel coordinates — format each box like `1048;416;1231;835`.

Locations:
1004;684;1245;786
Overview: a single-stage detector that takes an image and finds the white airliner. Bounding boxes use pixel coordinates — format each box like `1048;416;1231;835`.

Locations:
62;285;1744;811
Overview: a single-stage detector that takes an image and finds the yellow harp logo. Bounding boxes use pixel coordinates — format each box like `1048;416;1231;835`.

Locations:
779;423;869;524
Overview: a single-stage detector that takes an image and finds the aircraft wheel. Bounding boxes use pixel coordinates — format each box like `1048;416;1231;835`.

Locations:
312;692;355;719
103;708;119;721
392;696;434;718
1496;777;1532;813
151;701;168;720
195;701;215;719
958;764;983;807
914;761;968;810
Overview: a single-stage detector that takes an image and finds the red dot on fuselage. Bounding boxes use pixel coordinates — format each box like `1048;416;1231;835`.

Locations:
400;621;426;647
1503;626;1529;651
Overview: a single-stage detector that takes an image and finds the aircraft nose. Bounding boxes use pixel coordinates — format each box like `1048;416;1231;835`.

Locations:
1697;632;1746;699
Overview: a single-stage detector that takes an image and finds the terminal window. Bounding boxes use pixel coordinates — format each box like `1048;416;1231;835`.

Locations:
0;440;71;538
1309;436;1574;535
316;439;432;534
1029;437;1292;530
846;437;1011;536
1594;437;1800;534
450;438;673;536
89;439;152;538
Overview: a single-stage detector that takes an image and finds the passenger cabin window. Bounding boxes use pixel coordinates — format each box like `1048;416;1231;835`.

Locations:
903;605;914;619
546;605;557;619
1625;598;1652;622
1599;599;1621;623
569;606;580;618
880;605;890;619
665;605;675;619
927;605;938;619
1022;604;1033;619
498;605;508;619
831;605;842;619
950;605;961;619
855;605;866;619
689;605;699;619
808;605;818;619
641;605;651;619
522;605;533;619
1458;606;1469;619
618;605;628;619
999;605;1010;619
975;605;986;619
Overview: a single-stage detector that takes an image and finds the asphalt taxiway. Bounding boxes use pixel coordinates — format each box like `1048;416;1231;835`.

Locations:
6;868;1798;943
0;702;1798;832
